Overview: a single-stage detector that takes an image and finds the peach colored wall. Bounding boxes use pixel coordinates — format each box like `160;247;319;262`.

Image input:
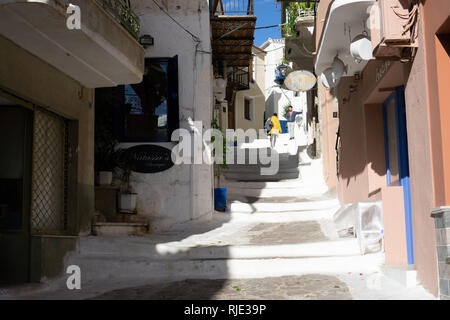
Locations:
319;84;339;190
382;186;408;265
364;104;386;195
315;0;442;295
422;0;450;207
314;0;334;53
403;8;439;296
336;76;369;204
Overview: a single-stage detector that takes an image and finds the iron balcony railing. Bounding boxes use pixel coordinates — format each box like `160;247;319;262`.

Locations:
228;67;250;90
297;8;315;18
213;0;255;16
96;0;140;40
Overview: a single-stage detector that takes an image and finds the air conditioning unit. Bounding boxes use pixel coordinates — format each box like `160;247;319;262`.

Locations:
370;0;416;60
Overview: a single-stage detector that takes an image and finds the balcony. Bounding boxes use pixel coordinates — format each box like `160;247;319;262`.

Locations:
96;0;140;40
212;0;254;15
282;2;316;72
211;0;256;69
0;0;145;88
228;67;250;90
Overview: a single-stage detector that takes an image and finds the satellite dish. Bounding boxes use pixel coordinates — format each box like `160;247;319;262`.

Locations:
284;70;317;92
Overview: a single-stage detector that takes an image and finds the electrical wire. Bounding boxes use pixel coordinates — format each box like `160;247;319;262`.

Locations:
150;0;201;43
255;23;287;30
391;0;420;42
263;46;286;53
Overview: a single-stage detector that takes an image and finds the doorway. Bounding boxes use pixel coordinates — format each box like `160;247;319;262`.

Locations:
0;104;33;284
383;86;414;265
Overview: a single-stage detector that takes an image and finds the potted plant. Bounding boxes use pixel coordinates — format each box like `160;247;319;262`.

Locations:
113;148;138;213
95;129;117;186
117;161;138;213
95;92;117;186
211;118;229;211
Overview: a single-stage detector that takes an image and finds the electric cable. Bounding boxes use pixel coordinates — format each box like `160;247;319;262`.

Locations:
149;0;201;43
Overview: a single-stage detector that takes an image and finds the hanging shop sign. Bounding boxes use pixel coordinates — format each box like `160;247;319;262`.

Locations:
284;70;317;92
120;144;174;173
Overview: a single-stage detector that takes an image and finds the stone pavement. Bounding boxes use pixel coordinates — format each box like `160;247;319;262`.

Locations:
0;156;437;300
90;276;352;300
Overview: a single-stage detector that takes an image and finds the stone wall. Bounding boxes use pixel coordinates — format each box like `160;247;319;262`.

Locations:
431;207;450;299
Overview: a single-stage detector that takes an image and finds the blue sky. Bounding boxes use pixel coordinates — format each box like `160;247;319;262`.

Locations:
254;0;283;47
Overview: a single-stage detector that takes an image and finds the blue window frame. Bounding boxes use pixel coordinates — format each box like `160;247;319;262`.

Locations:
382;86;414;265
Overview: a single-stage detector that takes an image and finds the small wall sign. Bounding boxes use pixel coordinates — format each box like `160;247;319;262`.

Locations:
119;145;174;173
284;70;317;92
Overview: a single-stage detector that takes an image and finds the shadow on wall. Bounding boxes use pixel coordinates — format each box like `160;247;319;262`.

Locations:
336;83;386;191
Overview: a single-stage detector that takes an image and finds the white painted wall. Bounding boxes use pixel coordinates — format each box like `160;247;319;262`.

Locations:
118;0;214;231
235;47;266;132
261;38;307;121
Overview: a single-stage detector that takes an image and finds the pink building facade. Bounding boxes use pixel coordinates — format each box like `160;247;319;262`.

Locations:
315;0;450;297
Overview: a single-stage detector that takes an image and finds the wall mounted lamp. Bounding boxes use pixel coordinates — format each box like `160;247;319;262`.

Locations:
139;35;154;47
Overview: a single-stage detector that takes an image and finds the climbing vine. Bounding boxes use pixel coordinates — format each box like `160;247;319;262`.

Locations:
282;2;316;38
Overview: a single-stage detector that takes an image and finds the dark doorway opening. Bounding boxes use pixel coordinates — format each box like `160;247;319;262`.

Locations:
0;103;33;285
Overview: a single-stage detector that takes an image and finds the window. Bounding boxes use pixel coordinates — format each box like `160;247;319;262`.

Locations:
244;97;253;121
113;57;179;142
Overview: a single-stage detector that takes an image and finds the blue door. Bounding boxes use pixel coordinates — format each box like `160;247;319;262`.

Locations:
383;86;414;265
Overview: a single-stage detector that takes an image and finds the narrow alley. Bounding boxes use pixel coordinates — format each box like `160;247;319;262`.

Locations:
3;135;434;300
0;0;449;304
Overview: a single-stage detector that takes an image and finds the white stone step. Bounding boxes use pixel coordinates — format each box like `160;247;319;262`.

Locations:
227;209;338;222
223;171;301;181
220;178;324;189
77;238;361;261
226;185;329;199
66;251;384;283
92;222;148;236
224;166;301;174
228;198;339;213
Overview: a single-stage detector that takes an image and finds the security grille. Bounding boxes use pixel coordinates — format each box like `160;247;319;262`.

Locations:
31;109;69;234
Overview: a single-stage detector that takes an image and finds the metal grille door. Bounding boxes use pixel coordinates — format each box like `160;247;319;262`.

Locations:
31;109;68;234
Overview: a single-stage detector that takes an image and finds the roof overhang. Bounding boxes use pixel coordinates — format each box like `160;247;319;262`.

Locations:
211;15;257;67
0;0;145;88
315;0;375;77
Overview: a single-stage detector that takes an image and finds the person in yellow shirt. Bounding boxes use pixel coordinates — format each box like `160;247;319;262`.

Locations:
267;113;282;148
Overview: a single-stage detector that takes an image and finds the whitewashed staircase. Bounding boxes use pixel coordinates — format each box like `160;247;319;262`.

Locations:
222;134;337;214
35;135;382;299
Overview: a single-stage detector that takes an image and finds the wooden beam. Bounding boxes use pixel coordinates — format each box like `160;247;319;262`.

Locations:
213;37;254;41
212;0;219;14
214;53;253;57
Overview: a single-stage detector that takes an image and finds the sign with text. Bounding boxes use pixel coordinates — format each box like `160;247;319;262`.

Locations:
120;145;174;173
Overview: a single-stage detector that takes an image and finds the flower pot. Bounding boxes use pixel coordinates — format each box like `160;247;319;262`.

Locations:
119;193;137;213
99;171;113;186
214;188;227;212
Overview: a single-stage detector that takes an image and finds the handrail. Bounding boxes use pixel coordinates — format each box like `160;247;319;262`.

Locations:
213;0;255;16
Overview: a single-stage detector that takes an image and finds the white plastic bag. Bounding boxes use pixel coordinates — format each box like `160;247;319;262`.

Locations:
333;201;384;255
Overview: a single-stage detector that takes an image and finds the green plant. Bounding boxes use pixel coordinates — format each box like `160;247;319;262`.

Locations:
95;88;118;172
282;2;316;38
114;149;135;194
211;118;228;170
120;164;134;194
95;132;117;171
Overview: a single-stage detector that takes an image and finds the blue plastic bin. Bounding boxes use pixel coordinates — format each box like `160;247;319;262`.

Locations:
279;120;288;133
214;188;227;211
